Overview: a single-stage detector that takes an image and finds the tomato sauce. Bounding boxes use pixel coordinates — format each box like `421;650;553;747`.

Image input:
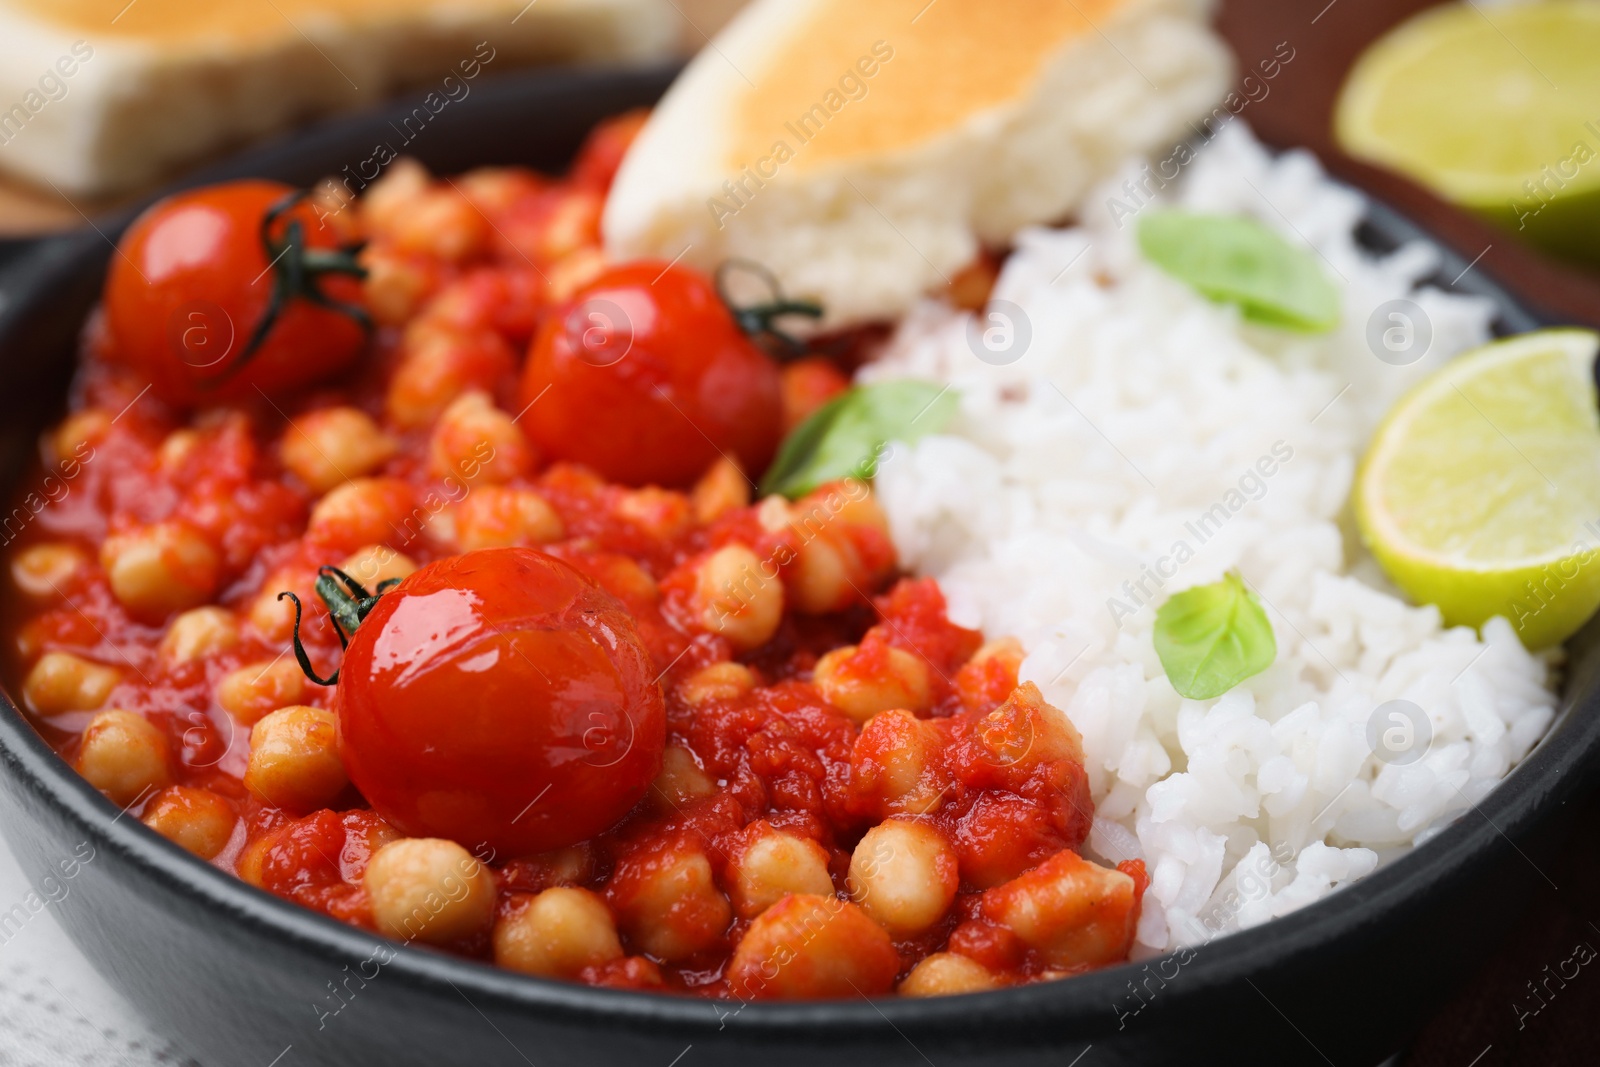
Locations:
0;112;1144;999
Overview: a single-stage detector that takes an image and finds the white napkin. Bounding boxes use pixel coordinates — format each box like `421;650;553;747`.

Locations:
0;834;198;1066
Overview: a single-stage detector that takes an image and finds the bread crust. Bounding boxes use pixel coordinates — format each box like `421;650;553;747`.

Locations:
604;0;1233;328
0;0;680;194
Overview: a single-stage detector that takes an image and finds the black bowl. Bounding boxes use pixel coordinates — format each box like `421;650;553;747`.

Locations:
0;64;1593;1067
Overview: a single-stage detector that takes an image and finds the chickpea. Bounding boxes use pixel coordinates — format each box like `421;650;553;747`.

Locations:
427;391;534;485
898;953;1002;997
362;245;436;327
729;827;834;919
235;837;271;887
494;888;623;978
827;481;891;537
155;429;200;472
22;651;120;716
75;710;170;807
538;843;595;887
615;487;692;540
785;531;862;615
141;785;237;859
648;745;716;811
246;569;310;643
965;636;1024;677
279;407;397;494
852;709;950;816
448;486;563;552
216;658;308;726
362;159;487;262
11;542;88;598
339;545;418;590
386;325;513;430
52;409;111;460
307;478;414;552
453;166;539;215
244;706;347;813
400;190;489;262
691;457;750;525
100;521;220;618
847;820;959;937
676;662;755;707
982;850;1139;969
360;157;430;234
365;838;496;946
692;544;783;651
610;845;731;962
726;894;899;1000
149;430;196;469
784;487;892;614
813;644;932;724
534;191;602;262
159;606;240;665
579;554;659;605
545;245;607;303
977;682;1086;774
955;636;1025;714
754;495;792;533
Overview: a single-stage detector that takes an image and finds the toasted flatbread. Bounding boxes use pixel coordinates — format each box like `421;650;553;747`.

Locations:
0;0;680;195
605;0;1233;327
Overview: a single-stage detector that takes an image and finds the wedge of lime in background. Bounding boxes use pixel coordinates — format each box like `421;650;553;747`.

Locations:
1356;329;1600;650
1335;1;1600;267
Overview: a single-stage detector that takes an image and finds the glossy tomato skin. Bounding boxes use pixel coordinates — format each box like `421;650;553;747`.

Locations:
335;547;666;858
569;109;648;191
105;180;367;407
520;262;782;487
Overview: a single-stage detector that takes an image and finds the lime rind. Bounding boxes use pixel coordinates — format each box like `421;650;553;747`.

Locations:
1356;328;1600;649
1335;1;1600;208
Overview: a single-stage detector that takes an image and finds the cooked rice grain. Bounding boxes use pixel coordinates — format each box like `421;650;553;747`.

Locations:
866;124;1557;954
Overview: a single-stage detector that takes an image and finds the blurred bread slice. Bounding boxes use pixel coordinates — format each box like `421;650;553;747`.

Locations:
605;0;1233;328
0;0;680;196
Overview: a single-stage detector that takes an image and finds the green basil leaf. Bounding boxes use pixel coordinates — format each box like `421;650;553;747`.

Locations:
759;380;957;499
1153;572;1277;700
1137;210;1341;333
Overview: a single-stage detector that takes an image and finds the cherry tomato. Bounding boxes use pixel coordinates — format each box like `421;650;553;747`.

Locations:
520;262;782;487
105;180;368;407
570;109;649;191
334;548;666;857
779;356;850;434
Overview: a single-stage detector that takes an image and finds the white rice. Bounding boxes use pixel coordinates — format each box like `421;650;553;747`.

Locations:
864;122;1559;955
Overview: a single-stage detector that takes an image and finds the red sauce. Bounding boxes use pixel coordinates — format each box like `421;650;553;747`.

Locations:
1;112;1143;999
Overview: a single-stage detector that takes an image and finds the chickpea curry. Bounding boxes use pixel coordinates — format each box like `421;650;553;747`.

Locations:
2;112;1145;1000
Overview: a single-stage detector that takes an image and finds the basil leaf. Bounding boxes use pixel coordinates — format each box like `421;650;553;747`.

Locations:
759;380;957;499
1138;210;1340;333
1153;572;1277;700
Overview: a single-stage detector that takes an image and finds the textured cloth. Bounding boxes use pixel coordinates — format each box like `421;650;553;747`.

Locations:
0;834;198;1067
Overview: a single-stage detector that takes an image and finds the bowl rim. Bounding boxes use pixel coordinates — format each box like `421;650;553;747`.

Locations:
0;62;1593;1043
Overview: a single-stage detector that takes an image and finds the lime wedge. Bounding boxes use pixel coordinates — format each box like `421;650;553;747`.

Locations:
1334;1;1600;264
1355;329;1600;649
